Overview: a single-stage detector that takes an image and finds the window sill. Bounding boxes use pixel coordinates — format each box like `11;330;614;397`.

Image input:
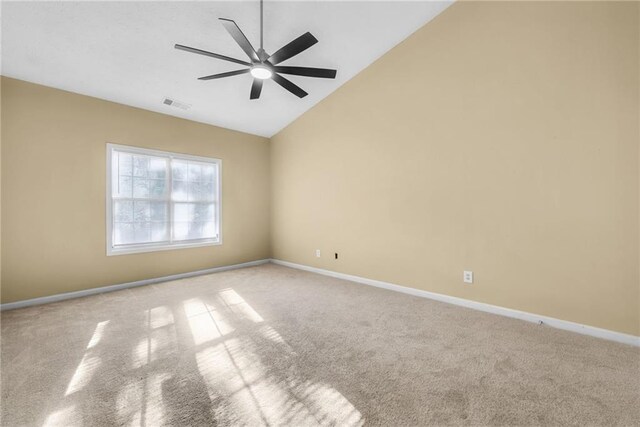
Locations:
106;239;221;256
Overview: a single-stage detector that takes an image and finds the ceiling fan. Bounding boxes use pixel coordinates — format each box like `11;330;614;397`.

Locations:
175;0;337;100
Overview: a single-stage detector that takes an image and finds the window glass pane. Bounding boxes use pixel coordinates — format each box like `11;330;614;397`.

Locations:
189;180;215;201
149;179;166;198
114;200;133;222
188;181;203;201
151;222;169;242
173;203;215;222
171;202;216;242
188;163;202;182
172;222;189;241
115;176;132;198
133;156;149;177
184;221;217;240
149;158;167;179
202;164;216;182
173;203;193;222
203;182;215;200
202;221;216;237
172;222;211;241
194;203;215;221
172;180;188;201
117;152;133;176
113;223;134;245
172;160;188;181
188;221;206;240
150;202;168;222
133;178;149;198
173;161;215;202
134;201;150;222
134;222;151;242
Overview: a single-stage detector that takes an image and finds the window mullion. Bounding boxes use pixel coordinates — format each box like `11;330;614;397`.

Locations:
168;156;174;244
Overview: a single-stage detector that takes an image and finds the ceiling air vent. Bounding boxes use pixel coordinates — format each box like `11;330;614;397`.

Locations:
162;98;191;110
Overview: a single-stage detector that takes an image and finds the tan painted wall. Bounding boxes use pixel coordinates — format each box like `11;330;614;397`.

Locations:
1;79;3;294
1;2;638;336
1;77;270;303
271;1;640;335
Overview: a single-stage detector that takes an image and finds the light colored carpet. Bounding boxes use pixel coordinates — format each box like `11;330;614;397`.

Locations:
1;264;638;426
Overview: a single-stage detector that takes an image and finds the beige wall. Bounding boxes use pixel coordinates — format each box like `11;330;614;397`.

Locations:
0;79;3;294
271;1;640;335
1;77;270;303
1;2;638;336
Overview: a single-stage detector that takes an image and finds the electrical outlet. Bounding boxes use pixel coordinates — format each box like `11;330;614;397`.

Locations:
463;270;473;284
315;249;321;258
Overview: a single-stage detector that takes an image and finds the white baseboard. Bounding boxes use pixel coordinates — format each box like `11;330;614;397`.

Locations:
270;259;640;347
0;259;270;311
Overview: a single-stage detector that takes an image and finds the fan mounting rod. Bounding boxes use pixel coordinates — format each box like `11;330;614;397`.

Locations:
260;0;264;50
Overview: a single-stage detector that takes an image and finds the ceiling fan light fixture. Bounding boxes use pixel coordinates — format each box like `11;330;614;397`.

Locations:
250;65;272;79
175;0;336;99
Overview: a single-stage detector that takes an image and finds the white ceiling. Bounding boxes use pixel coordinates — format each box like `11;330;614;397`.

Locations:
1;1;452;137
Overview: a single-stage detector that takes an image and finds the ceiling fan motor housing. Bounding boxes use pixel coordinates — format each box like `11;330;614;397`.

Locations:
257;48;269;62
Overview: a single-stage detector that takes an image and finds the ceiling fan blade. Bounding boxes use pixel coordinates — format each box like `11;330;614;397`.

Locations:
271;73;308;98
250;79;263;100
272;66;336;79
198;69;250;80
267;32;318;65
175;44;251;67
219;18;260;63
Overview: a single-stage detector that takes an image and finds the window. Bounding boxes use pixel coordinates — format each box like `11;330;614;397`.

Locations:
106;144;221;255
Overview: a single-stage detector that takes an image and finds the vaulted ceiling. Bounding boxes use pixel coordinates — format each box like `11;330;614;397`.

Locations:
2;1;452;137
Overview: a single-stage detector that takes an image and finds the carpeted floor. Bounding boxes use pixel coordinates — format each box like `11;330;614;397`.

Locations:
1;264;638;426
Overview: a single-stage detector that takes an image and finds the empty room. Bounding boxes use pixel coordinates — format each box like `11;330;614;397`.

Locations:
1;0;638;425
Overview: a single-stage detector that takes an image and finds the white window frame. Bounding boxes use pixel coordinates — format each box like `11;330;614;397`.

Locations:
106;143;222;256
